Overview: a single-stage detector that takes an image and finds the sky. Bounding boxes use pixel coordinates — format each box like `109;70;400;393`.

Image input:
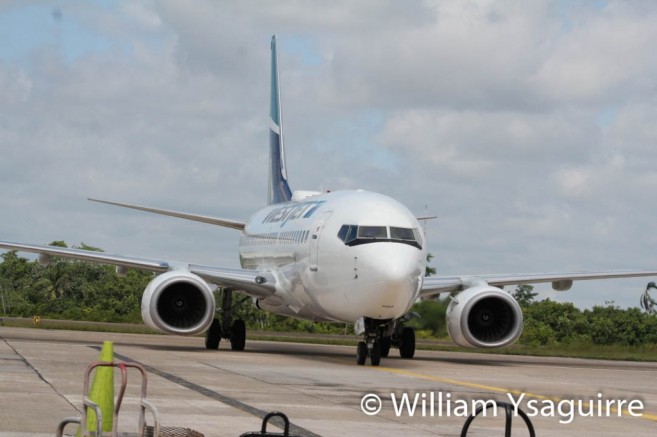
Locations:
1;0;657;309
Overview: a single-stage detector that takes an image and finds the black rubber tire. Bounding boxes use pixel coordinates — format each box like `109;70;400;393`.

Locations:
356;341;367;365
380;336;391;358
205;319;221;350
370;341;381;366
399;327;416;359
230;319;246;351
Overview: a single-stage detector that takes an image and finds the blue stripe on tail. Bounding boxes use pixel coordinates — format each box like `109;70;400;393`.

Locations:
268;35;293;205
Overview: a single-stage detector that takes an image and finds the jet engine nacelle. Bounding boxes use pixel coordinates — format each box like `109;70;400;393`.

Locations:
446;285;523;348
141;270;216;335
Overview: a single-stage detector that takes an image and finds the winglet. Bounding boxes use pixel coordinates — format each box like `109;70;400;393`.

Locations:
268;35;293;205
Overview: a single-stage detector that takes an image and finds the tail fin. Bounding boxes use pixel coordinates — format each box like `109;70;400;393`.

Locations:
268;35;293;205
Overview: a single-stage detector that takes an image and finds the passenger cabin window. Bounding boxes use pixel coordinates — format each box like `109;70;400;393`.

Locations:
337;225;421;250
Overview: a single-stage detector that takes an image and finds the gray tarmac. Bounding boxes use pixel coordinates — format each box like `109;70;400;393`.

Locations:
1;326;656;436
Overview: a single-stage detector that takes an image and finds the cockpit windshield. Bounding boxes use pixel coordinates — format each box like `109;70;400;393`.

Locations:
337;225;422;249
358;226;387;239
390;227;416;241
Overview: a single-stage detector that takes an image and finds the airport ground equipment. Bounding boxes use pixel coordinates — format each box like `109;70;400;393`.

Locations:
460;402;535;437
240;412;300;437
56;361;203;437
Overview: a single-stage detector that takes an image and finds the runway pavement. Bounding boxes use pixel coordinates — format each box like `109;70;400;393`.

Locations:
1;326;656;436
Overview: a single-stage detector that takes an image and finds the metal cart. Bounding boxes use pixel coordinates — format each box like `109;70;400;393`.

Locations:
56;361;161;437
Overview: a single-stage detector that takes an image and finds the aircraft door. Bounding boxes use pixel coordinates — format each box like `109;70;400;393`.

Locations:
309;211;332;272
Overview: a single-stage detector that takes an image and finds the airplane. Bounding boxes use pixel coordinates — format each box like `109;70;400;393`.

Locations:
2;35;657;366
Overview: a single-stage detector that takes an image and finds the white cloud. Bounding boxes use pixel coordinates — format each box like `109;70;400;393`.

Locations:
531;1;657;104
554;167;594;196
553;153;626;198
1;0;657;308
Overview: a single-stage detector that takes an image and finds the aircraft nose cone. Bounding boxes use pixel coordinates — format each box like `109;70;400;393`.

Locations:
385;252;420;279
358;244;424;317
379;254;422;295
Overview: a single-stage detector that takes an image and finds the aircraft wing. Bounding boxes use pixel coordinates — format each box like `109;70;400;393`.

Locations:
88;198;246;230
0;240;275;298
420;270;657;298
188;264;275;297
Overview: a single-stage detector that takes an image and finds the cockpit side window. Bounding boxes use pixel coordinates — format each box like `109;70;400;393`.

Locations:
346;225;358;242
337;225;349;241
337;225;359;243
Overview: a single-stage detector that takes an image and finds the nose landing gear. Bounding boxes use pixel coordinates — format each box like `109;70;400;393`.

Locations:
355;317;416;366
356;339;382;366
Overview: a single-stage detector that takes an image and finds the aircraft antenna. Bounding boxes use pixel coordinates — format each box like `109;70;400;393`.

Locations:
416;205;437;236
423;205;428;236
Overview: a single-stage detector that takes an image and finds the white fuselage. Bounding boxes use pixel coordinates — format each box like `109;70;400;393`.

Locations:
239;190;427;323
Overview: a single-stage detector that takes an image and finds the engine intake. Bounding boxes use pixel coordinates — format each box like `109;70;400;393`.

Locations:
446;285;523;348
141;271;216;335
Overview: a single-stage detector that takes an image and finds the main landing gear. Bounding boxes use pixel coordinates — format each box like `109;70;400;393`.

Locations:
355;317;416;366
205;288;248;351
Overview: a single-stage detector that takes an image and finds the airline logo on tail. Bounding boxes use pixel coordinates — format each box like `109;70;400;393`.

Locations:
268;35;292;205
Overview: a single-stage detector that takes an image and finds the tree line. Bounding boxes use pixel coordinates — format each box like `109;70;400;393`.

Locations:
1;244;656;345
0;243;151;323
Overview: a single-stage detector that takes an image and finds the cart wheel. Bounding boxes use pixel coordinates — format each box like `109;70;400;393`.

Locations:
205;319;221;350
230;319;246;351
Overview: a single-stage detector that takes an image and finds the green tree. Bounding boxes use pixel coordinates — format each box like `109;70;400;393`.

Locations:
0;251;37;316
522;299;588;343
520;319;556;346
0;242;152;323
425;253;436;277
74;242;103;252
407;298;449;338
511;284;538;307
585;305;649;346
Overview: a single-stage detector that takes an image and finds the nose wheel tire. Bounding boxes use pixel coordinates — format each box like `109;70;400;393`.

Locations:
356;341;367;365
356;340;382;366
370;340;381;366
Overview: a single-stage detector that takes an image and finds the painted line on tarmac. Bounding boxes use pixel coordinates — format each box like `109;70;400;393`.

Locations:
375;366;657;423
90;346;321;437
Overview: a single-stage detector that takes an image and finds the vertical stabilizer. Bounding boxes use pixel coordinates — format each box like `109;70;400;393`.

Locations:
268;35;293;205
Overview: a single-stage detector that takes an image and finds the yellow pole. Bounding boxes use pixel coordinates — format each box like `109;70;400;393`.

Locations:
86;341;114;435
